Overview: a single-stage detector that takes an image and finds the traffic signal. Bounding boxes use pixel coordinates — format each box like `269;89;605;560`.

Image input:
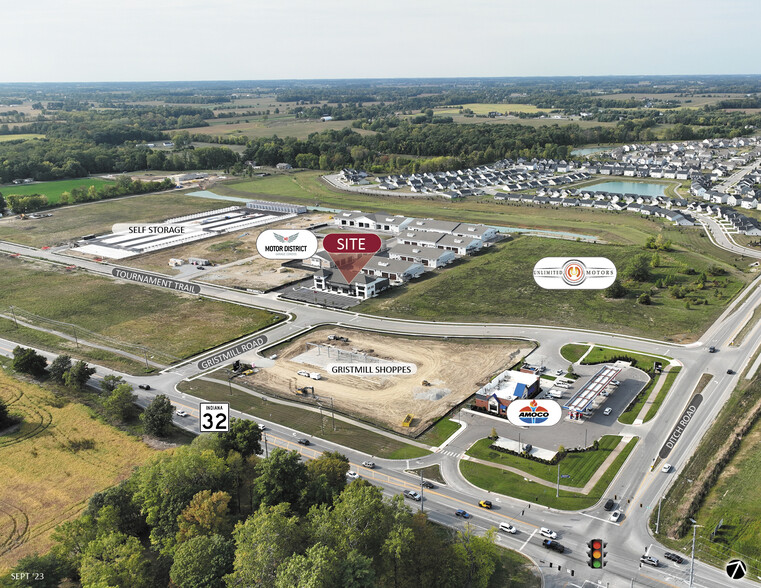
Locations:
587;538;606;569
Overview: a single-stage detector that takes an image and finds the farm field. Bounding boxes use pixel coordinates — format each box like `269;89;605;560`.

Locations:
0;178;113;204
0;191;224;248
434;103;552;115
0;133;45;143
243;327;533;435
182;117;371;140
176;378;431;459
0;371;156;572
0;256;282;361
357;237;749;342
593;92;747;109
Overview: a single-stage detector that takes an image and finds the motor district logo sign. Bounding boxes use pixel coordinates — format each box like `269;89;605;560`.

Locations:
256;229;318;260
533;257;617;290
506;398;562;427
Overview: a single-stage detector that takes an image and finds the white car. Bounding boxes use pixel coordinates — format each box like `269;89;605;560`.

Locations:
362;461;375;469
297;370;310;377
176;410;188;417
610;510;622;522
499;522;517;534
309;373;322;380
347;471;360;480
603;407;612;416
540;527;557;539
258;424;266;431
662;463;672;473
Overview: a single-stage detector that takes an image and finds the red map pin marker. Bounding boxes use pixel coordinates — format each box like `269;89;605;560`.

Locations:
323;233;382;283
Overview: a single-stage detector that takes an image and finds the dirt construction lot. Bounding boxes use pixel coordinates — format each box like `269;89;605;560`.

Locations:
248;328;534;435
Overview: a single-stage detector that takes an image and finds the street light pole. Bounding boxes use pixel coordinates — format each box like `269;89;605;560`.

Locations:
656;497;662;534
420;470;424;514
264;434;269;458
556;464;560;498
689;521;702;588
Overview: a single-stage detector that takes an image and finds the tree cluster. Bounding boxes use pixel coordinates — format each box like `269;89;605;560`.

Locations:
15;430;510;588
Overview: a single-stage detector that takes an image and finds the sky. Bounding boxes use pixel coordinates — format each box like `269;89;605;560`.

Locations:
1;0;760;83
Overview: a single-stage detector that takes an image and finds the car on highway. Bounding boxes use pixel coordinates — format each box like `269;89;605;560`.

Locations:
421;480;435;489
258;424;266;431
603;498;615;511
542;539;565;553
664;552;684;564
609;510;622;522
727;369;735;375
403;490;421;501
297;438;310;446
499;522;517;534
454;509;471;519
478;500;492;509
640;555;659;567
347;471;359;480
362;461;375;469
540;527;557;539
662;463;672;473
708;346;716;353
297;370;310;377
603;407;612;416
138;384;151;390
175;410;188;417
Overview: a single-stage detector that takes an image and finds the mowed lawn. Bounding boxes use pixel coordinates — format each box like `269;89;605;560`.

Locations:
0;191;225;248
357;237;747;342
466;436;622;488
0;372;156;572
1;178;114;204
0;133;45;142
0;257;282;360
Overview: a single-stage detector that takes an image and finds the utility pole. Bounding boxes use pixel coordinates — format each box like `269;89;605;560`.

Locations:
331;397;336;431
227;376;232;396
689;520;702;588
264;434;269;458
420;470;424;514
10;306;18;328
656;497;662;534
556;464;560;498
143;348;149;370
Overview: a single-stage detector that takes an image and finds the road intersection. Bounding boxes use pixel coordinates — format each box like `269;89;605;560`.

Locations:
3;236;761;587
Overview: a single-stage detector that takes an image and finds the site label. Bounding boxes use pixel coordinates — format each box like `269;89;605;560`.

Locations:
197;336;269;370
659;393;703;458
322;233;382;283
199;402;229;432
112;223;203;235
326;362;416;376
111;268;201;294
256;229;318;260
533;257;617;290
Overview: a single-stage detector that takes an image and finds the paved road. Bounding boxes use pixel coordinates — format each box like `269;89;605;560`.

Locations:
4;237;761;587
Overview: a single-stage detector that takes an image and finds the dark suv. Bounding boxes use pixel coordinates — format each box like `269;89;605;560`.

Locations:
603;498;615;511
542;540;565;553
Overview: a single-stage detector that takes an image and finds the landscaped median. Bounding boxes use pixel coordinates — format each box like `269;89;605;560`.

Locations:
460;436;638;510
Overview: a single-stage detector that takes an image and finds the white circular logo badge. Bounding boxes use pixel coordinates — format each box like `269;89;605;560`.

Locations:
562;259;587;286
256;229;318;260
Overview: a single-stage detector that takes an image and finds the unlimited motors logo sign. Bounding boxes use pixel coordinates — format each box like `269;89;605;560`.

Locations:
533;257;617;290
506;398;562;427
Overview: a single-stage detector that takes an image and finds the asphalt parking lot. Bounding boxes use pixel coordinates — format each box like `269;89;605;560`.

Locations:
279;279;362;309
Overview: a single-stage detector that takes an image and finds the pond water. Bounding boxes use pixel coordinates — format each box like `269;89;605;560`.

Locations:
585;181;667;197
571;146;613;156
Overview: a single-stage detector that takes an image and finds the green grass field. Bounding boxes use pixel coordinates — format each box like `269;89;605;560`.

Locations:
653;375;761;577
0;257;282;360
560;343;590;363
418;418;461;446
1;178;113;204
434;103;551;115
0;133;45;143
357;237;747;342
0;191;225;248
460;437;638;510
0;317;149;375
643;367;681;422
466;436;622;488
176;378;430;459
582;346;669;373
184;117;370;140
